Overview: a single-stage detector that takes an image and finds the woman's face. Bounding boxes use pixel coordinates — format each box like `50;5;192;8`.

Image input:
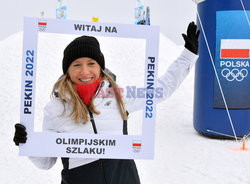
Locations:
68;57;101;85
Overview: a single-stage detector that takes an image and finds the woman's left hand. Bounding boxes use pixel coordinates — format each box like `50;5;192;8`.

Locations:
182;22;200;55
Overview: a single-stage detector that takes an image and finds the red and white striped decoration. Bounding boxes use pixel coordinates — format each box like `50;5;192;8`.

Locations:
38;20;47;26
220;39;250;59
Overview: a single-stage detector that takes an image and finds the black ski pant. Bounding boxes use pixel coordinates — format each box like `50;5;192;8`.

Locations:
61;159;141;184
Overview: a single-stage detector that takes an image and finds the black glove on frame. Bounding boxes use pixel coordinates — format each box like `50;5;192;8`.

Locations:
13;123;27;146
182;22;200;55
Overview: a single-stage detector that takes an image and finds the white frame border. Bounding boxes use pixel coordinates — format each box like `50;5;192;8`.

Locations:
20;17;159;159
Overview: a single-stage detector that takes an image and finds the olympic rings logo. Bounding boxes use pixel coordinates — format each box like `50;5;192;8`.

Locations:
221;68;248;82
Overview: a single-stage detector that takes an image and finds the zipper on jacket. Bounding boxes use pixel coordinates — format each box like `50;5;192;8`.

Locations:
123;111;129;135
89;111;98;134
93;81;105;98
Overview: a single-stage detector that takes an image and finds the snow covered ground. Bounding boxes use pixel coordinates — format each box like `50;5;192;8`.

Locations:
1;30;250;184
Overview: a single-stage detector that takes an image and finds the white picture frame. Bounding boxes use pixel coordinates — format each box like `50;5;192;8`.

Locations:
19;17;159;159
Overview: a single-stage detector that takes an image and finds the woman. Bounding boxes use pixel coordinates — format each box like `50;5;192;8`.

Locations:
14;22;200;184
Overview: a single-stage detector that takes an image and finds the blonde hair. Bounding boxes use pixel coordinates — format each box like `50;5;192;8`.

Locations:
51;71;128;123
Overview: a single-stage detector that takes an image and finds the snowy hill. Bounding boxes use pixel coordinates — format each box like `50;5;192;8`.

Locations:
1;31;250;184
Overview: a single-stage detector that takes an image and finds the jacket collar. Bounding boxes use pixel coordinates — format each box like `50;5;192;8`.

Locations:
93;80;112;106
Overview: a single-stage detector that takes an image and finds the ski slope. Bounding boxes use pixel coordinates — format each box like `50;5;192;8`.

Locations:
1;31;250;184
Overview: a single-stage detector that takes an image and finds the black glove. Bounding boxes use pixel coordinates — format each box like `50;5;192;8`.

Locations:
13;123;27;146
182;22;200;55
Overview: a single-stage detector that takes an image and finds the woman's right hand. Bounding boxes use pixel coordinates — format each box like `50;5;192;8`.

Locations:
13;123;27;146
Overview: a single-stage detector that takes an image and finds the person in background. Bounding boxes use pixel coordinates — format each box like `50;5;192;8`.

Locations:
13;22;200;184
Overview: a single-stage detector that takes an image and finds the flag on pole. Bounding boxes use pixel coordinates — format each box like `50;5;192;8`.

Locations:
135;0;145;24
145;6;150;25
56;0;67;19
135;0;150;25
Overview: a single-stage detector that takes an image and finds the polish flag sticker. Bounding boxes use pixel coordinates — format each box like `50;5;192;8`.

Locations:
220;39;250;59
38;20;47;31
38;20;47;26
132;140;142;153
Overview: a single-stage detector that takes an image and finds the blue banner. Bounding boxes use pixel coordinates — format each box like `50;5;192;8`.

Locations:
214;10;250;109
56;0;67;19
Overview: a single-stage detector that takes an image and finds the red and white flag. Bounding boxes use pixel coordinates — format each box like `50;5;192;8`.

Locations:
38;20;47;26
220;39;250;59
132;142;142;147
132;140;142;153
